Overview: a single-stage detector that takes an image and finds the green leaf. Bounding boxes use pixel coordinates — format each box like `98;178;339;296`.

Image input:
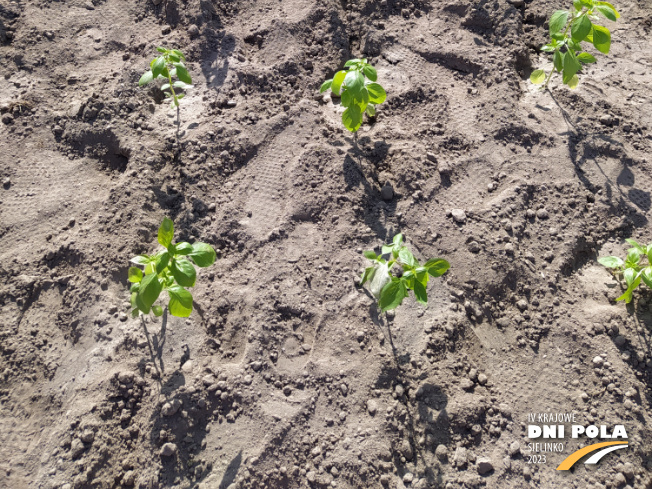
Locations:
595;5;617;21
362;65;377;81
131;308;139;319
144;262;156;275
382;245;394;255
341;89;352;108
366;83;387;104
128;267;143;283
549;10;570;35
530;69;546;84
413;279;428;305
173;81;192;89
176;65;192;84
344;59;361;67
399;248;418;268
152;305;164;317
320;79;333;93
425;258;450;277
540;44;556;53
137;273;163;313
626;248;642;266
156;47;167;54
172;49;185;60
174;242;193;255
562;49;581;79
189;242;217;267
139;70;154;86
595;1;619;18
571;15;592;41
392;234;404;247
342;106;362;132
161;83;171;91
554;51;563;72
625;239;644;254
567;74;579;89
363;250;377;260
131;255;150;265
378;280;408;312
332;70;346;96
152;56;166;79
616;272;641;303
344;70;364;92
598;256;624;268
591;24;611;54
158;217;174;249
168;286;193;317
577;52;597;63
361;266;376;285
351;87;370;112
130;283;140;293
171;258;196;287
640;267;652;290
155;251;170;274
366;104;376;117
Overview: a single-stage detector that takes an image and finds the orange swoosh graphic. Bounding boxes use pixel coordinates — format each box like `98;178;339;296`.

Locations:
556;441;628;470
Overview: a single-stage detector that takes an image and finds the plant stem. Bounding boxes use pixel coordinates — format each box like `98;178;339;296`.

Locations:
544;13;576;90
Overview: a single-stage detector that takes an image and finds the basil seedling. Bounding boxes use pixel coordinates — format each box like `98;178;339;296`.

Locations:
128;218;216;318
361;234;450;312
320;58;386;133
530;0;619;89
599;238;652;303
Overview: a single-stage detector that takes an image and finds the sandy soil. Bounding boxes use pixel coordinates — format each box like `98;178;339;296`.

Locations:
1;0;651;488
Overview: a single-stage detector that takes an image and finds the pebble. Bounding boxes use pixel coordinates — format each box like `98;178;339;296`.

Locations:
243;375;253;385
536;208;549;219
614;335;626;347
283;385;292;396
395;384;404;397
80;429;95;443
403;472;414;483
122;470;136;486
468;241;481;253
340;384;348;396
161;399;181;417
306;471;316;483
451;209;466;224
477;458;493;475
160;443;177;457
452;447;467;468
187;24;199;37
509;441;520;456
592;356;604;367
367;399;378;415
381;183;394;201
516;299;528;311
70;438;85;458
477;373;488;385
435;445;448;460
2;177;10;188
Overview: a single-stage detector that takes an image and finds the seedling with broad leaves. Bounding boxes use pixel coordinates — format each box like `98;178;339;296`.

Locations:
361;234;450;312
598;238;652;303
530;0;619;89
320;58;386;133
128;218;216;318
139;47;193;109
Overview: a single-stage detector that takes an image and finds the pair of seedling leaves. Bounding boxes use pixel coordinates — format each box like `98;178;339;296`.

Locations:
361;234;450;312
139;47;193;109
599;239;652;304
530;0;619;89
128;218;216;318
320;58;387;133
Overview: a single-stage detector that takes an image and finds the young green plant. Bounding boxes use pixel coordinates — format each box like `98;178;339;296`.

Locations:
361;234;450;312
320;58;386;133
128;217;216;318
530;0;619;89
139;47;192;136
598;238;652;303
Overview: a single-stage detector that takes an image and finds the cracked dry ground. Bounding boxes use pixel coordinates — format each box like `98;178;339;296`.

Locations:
1;0;652;488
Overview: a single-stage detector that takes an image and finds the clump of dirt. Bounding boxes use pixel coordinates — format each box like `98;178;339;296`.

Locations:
1;0;652;488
